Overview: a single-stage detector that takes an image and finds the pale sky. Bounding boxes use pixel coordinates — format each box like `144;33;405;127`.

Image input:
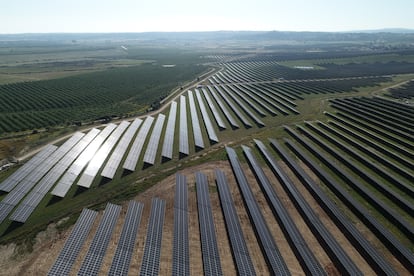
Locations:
1;0;413;33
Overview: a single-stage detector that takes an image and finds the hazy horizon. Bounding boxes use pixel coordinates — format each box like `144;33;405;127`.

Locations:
1;0;414;34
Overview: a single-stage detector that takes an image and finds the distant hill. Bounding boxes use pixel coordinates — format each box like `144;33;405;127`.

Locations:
0;30;413;44
347;28;414;34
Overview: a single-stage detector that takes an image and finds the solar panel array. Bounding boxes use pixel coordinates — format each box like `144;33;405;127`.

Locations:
241;145;326;275
284;127;414;271
227;85;267;117
188;90;205;149
101;118;143;179
195;171;223;276
108;200;144;276
11;131;103;223
161;101;177;160
201;87;226;129
235;84;277;116
179;95;189;155
206;86;239;129
0;133;83;224
123;116;154;171
48;208;98;276
139;198;166;276
0;145;56;192
215;169;256;276
222;85;265;127
265;138;398;275
195;89;219;143
78;203;121;276
78;121;130;188
143;114;166;165
52;124;116;197
215;85;252;128
225;146;290;275
172;174;190;276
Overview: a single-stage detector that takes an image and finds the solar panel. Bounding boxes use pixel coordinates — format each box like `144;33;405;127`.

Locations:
123;116;154;171
78;203;121;276
11;131;104;223
265;138;397;275
282;134;414;272
236;84;277;116
139;198;166;276
206;86;239;128
227;85;267;117
161;101;177;160
108;201;144;276
0;145;57;192
222;85;265;127
215;169;256;276
101;118;142;179
188;90;204;149
0;133;83;223
250;85;291;114
172;174;190;276
179;95;189;156
51;124;116;197
200;87;226;129
142;114;166;165
241;145;326;275
48;208;98;276
195;89;219;143
195;171;223;276
78;121;130;188
215;85;253;128
225;146;289;275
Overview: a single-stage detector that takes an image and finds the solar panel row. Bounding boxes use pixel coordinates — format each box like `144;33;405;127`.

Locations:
241;145;326;275
52;124;116;197
266;139;397;275
215;85;252;128
108;200;144;276
201;87;226;129
195;171;223;276
172;174;190;276
222;85;265;127
206;86;239;128
283;128;414;270
139;198;166;276
227;85;267;117
215;169;256;276
123;116;154;171
161;101;177;160
143;114;166;165
241;84;286;115
195;89;219;143
0;133;83;223
48;208;98;276
255;86;294;115
78;121;130;188
101;118;143;179
78;203;121;276
179;95;189;155
236;84;277;116
0;145;57;192
188;90;204;149
11;131;104;223
225;146;289;275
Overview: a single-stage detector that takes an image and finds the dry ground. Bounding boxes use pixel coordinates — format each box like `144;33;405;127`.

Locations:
0;160;410;275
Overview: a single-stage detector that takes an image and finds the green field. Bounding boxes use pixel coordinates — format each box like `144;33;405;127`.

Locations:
0;43;209;136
